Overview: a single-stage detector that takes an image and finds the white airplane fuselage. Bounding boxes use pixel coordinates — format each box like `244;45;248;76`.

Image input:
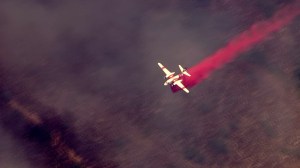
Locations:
164;74;182;86
158;62;191;93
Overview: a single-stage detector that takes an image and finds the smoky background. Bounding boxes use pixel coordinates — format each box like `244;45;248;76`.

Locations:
0;0;300;167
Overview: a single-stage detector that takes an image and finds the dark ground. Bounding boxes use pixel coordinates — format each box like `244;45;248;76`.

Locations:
0;0;300;167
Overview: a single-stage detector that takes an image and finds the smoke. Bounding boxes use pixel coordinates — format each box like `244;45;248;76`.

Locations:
0;127;32;168
0;0;300;167
178;1;300;90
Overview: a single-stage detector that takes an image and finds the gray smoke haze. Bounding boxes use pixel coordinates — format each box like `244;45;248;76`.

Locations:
0;0;241;124
0;127;32;168
0;0;300;167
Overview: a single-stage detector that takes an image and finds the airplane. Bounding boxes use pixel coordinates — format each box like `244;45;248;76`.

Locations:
158;62;191;93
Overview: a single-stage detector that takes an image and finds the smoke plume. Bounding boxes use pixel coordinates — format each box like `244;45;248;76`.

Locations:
175;1;300;91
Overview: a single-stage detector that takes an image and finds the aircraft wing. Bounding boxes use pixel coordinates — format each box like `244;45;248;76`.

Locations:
173;80;189;93
158;62;173;77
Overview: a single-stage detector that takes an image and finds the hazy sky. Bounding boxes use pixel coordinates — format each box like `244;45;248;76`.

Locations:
0;0;299;167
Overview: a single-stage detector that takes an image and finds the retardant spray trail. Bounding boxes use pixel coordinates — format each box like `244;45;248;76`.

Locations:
177;1;300;92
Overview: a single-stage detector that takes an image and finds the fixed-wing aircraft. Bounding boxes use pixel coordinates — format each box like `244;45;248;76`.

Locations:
158;62;191;93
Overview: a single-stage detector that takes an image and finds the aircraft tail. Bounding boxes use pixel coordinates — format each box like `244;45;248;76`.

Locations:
179;65;191;77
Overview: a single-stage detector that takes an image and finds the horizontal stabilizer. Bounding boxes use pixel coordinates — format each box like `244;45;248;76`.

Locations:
179;65;191;77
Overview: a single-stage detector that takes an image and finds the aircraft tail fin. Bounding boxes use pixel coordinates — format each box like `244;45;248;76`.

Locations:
179;65;191;77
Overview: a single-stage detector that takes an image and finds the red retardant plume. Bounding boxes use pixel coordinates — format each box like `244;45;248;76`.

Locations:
172;1;300;92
